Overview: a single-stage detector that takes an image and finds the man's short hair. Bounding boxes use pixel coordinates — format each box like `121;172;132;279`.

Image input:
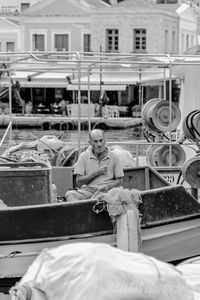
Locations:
89;129;105;141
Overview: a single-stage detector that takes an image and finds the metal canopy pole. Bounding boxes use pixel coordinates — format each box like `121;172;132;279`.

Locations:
163;68;166;100
87;66;91;132
167;55;172;167
8;71;12;142
99;46;103;117
138;69;142;107
77;53;81;154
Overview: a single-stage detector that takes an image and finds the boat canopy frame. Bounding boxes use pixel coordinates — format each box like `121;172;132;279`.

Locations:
0;51;200;161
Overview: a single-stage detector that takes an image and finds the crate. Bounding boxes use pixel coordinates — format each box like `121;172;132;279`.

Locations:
0;162;52;206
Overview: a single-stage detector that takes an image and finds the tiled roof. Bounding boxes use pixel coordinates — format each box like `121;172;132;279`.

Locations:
21;0;184;17
21;0;93;17
22;0;156;16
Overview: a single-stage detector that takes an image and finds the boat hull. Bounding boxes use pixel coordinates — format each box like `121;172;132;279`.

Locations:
0;217;200;278
0;169;200;295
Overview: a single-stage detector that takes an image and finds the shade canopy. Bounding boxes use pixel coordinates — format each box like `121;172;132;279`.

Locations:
67;68;172;90
0;68;173;90
0;52;183;90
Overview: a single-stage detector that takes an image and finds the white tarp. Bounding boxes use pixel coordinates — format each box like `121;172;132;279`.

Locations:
177;259;200;300
10;242;194;300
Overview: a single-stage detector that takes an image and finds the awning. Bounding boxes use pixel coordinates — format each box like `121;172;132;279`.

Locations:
0;68;175;89
0;71;70;88
67;68;174;90
14;81;68;88
67;84;127;91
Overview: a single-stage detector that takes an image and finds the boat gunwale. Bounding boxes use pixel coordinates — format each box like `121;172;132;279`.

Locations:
0;230;114;246
141;212;200;228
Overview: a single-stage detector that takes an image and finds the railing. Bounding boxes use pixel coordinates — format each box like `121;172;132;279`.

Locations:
60;139;196;167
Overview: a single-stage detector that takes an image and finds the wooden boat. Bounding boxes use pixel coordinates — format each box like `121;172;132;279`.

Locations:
0;164;200;296
1;52;200;298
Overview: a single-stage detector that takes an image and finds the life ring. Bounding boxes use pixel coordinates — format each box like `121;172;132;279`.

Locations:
68;121;75;130
142;98;181;133
146;144;186;167
182;110;200;142
42;122;51;130
60;122;69;131
182;156;200;188
55;145;75;166
62;148;79;166
61;145;89;166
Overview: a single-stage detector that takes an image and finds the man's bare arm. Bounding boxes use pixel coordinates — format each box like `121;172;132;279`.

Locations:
100;177;123;192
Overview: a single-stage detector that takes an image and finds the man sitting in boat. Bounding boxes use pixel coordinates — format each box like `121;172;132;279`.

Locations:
65;129;124;201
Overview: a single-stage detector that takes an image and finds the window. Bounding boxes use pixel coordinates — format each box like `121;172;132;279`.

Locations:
106;29;119;52
133;29;146;53
83;34;91;52
6;42;14;52
21;3;30;11
191;35;194;47
32;34;45;51
172;30;176;54
164;29;169;53
54;34;69;51
186;34;189;49
181;33;184;53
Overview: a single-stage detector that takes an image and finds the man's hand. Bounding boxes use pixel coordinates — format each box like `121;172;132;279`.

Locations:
97;166;108;176
99;178;123;193
98;184;109;193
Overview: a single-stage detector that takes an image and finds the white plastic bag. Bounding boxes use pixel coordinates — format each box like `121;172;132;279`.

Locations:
177;258;200;300
12;243;194;300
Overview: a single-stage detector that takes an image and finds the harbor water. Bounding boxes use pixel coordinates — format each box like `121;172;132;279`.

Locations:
4;128;137;143
0;128;148;157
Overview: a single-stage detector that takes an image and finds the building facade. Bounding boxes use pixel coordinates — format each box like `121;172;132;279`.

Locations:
18;0;198;55
0;17;20;52
0;0;40;15
0;0;199;112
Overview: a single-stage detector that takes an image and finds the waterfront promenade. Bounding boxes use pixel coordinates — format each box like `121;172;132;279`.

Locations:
0;114;142;130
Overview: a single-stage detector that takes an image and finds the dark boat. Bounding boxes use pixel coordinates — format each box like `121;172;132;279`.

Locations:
0;163;200;293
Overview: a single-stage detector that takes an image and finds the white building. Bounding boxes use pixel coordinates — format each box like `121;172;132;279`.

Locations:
0;0;41;15
0;0;198;55
0;0;199;108
0;17;20;51
17;0;198;55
